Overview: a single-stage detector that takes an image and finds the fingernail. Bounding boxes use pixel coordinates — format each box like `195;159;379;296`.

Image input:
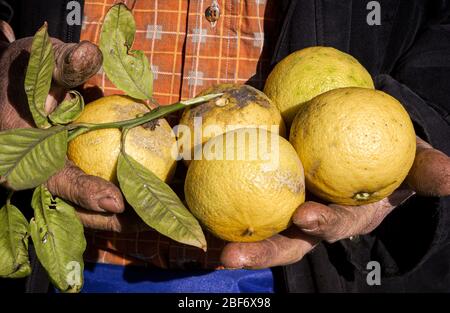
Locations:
98;196;121;213
293;216;320;232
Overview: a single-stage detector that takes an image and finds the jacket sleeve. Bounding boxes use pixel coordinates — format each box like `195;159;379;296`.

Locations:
371;74;450;274
281;1;450;292
393;17;450;128
366;15;450;279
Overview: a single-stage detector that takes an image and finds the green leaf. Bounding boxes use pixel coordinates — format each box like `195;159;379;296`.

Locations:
30;186;86;293
24;23;54;129
117;153;207;250
99;3;153;100
49;91;85;125
0;202;31;278
0;127;67;190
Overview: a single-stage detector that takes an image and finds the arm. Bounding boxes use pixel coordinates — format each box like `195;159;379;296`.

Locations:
0;22;132;230
220;15;450;270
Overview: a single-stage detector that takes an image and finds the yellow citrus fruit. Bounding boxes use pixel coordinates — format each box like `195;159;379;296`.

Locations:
289;87;416;205
68;95;177;183
178;84;285;164
264;46;375;125
185;128;305;242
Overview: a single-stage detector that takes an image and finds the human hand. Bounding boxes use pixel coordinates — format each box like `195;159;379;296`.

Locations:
220;137;450;269
0;21;133;231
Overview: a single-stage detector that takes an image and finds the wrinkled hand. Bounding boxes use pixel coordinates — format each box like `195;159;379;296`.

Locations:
0;21;139;231
220;137;450;269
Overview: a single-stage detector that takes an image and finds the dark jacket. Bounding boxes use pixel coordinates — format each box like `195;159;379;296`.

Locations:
277;0;450;292
2;0;450;292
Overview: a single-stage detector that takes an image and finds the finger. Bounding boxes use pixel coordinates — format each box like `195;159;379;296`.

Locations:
45;84;66;114
0;20;15;44
46;160;125;213
4;37;101;90
220;228;319;269
293;201;354;242
293;188;415;242
76;210;122;232
45;41;102;114
406;137;450;196
0;38;101;129
52;40;102;89
76;207;147;233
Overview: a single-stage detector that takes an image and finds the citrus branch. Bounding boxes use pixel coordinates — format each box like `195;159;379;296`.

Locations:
6;191;14;206
66;93;222;141
120;128;130;155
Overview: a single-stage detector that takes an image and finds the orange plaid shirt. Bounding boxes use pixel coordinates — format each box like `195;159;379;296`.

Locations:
80;0;281;269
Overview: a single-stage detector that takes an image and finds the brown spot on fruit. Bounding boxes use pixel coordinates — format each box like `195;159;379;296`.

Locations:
226;85;270;108
142;119;160;131
192;84;272;114
189;101;214;117
308;159;321;178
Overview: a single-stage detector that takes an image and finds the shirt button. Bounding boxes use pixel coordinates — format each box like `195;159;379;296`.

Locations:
205;1;220;26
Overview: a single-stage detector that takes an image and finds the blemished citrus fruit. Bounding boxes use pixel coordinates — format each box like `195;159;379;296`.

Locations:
289;87;416;205
178;84;285;164
264;46;375;125
184;128;305;242
68;95;177;183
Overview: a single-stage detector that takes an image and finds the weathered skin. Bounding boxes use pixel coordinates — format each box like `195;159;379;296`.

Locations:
221;139;450;269
0;22;133;231
1;22;449;269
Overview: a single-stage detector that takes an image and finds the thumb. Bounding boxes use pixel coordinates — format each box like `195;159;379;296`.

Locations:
406;137;450;197
45;40;102;114
0;20;15;44
221;228;319;269
0;37;101;129
46;160;125;213
52;40;102;90
29;40;114;212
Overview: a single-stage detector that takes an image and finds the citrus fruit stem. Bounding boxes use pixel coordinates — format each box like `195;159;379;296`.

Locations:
243;227;254;236
66;93;223;141
120;128;130;154
6;191;13;206
353;192;371;201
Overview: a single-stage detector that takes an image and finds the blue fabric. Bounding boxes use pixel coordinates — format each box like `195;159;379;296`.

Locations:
81;263;275;293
